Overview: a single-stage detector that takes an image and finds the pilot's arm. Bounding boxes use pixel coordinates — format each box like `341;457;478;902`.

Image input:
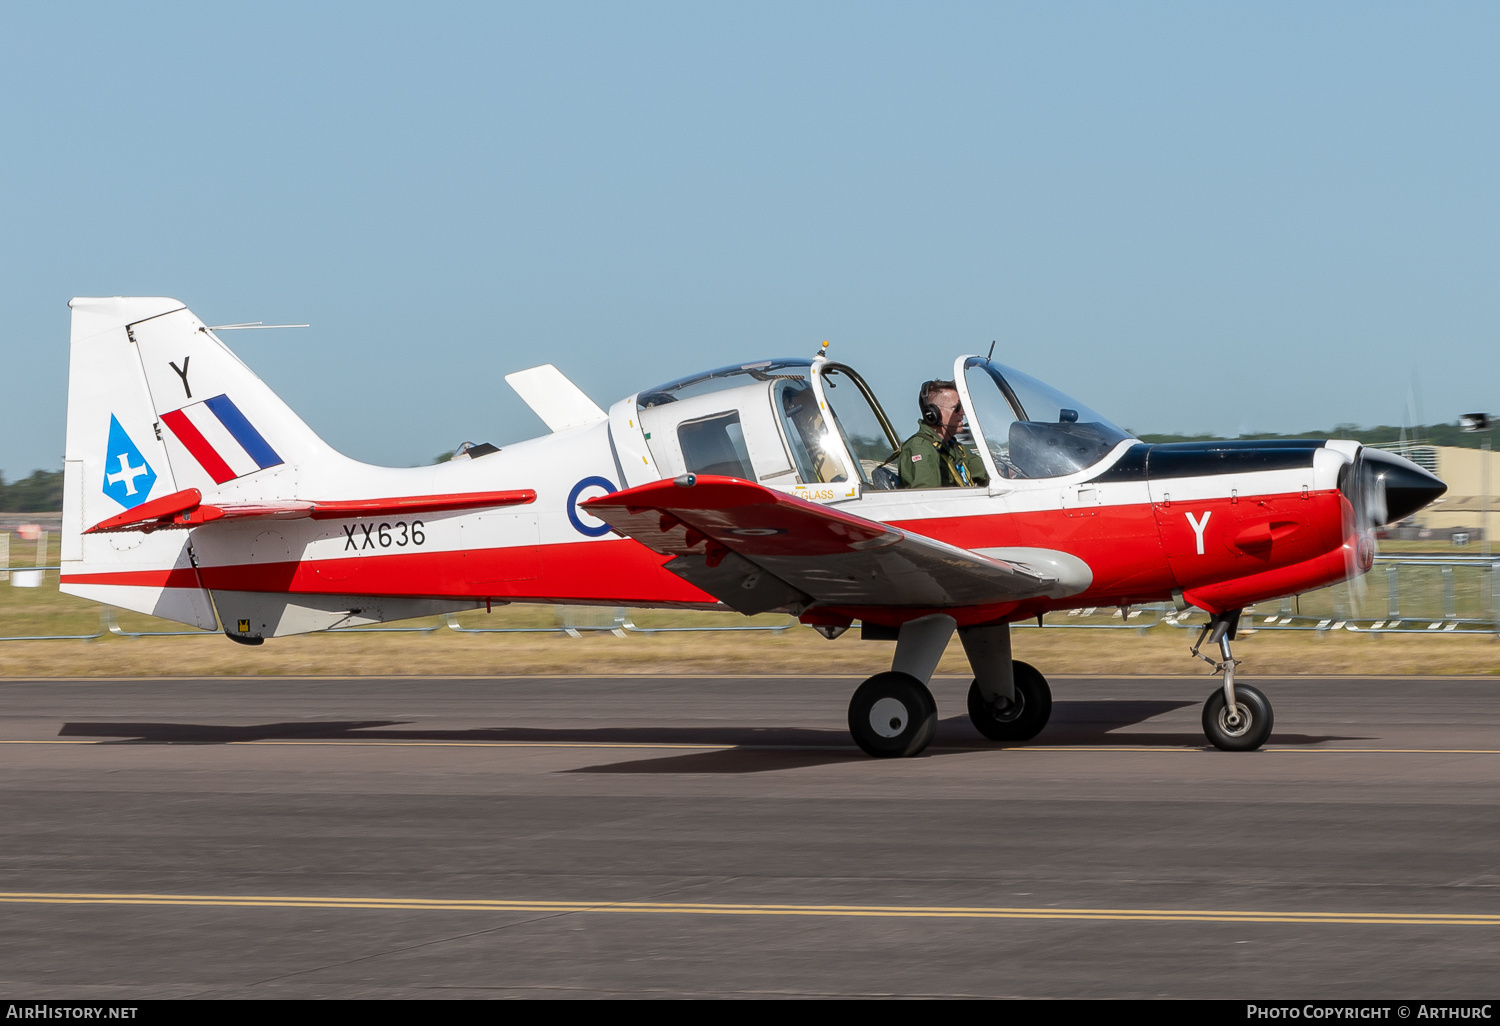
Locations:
897;430;943;488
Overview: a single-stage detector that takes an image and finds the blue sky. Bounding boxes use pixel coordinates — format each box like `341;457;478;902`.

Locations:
3;2;1497;475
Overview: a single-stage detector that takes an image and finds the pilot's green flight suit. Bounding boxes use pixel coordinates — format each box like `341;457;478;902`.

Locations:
896;422;990;489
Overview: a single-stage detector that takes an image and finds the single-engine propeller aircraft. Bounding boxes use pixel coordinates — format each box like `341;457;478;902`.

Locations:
60;298;1447;756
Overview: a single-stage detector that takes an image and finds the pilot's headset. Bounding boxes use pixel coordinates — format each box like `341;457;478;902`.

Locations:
919;380;945;426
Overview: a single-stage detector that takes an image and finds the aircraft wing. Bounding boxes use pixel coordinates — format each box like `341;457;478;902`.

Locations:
581;475;1061;615
86;487;536;534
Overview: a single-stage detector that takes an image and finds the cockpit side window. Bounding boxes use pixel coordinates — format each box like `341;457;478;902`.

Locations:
775;381;846;484
677;411;755;481
820;364;901;489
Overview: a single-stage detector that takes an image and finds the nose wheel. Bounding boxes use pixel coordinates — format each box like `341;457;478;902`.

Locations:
1202;683;1273;751
1192;609;1274;751
848;672;938;758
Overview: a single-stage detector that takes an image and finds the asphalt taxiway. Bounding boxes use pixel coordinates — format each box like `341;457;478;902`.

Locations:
1;672;1497;998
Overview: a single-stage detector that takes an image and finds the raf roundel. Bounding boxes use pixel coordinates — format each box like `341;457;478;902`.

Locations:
566;476;618;537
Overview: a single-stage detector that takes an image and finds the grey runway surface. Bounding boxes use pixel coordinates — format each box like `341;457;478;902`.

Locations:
1;672;1498;998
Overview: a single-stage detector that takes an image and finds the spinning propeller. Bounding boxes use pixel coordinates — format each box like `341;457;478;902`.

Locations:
1338;447;1446;603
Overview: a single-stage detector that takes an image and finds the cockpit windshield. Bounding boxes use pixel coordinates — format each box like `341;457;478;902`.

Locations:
963;359;1132;478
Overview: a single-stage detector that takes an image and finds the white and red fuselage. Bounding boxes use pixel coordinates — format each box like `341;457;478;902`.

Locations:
58;298;1441;640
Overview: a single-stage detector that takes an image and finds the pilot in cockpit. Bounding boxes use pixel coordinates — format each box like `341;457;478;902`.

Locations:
896;380;989;489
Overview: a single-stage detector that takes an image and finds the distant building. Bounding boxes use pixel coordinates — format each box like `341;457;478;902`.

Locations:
1379;444;1496;543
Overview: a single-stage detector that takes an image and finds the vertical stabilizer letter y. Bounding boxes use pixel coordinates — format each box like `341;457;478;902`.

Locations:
169;357;191;398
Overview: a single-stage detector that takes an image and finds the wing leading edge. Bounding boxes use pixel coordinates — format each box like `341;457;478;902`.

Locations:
581;475;1063;615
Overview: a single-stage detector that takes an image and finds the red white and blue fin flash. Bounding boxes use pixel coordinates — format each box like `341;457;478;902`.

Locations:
161;394;284;485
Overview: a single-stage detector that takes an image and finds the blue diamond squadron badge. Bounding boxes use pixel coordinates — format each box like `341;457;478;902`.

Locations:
101;414;158;509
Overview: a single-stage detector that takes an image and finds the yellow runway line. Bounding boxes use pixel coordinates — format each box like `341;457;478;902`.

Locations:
1264;748;1500;754
233;742;1500;755
237;740;736;750
1006;746;1500;755
0;891;1495;927
0;739;735;751
2;739;1499;754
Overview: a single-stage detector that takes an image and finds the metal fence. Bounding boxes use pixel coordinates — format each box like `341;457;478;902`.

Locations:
3;553;1499;641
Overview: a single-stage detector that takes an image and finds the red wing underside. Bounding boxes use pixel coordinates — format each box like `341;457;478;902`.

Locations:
582;476;1058;615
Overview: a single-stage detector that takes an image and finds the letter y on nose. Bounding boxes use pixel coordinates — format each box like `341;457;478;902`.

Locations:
1185;510;1212;555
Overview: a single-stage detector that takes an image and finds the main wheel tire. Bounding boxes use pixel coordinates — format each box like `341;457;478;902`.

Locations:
848;671;938;758
1202;684;1274;751
967;660;1053;742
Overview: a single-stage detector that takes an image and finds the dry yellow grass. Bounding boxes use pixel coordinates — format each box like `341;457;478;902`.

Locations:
1;619;1497;678
3;569;1498;678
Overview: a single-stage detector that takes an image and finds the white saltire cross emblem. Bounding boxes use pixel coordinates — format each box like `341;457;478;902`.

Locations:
106;453;150;496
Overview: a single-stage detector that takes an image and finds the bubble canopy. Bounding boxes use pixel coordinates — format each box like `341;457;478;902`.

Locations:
632;355;1131;487
637;359;814;409
960;358;1133;479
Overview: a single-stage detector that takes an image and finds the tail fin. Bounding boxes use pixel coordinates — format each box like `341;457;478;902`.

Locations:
117;301;345;500
60;297;345;628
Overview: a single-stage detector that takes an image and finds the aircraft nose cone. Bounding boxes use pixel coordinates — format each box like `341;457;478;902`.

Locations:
1354;448;1448;525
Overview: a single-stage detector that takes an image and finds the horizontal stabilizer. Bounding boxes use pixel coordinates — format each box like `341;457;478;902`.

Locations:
87;487;536;533
504;365;608;433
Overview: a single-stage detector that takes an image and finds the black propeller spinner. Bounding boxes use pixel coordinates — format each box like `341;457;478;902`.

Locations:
1339;447;1447;530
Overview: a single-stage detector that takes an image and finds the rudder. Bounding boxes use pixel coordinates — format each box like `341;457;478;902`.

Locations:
124;304;346;502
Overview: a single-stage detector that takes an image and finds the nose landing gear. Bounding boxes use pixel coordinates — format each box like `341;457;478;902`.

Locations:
1192;609;1274;751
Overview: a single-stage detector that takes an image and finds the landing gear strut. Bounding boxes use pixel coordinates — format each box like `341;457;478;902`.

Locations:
960;620;1051;741
1192;609;1273;751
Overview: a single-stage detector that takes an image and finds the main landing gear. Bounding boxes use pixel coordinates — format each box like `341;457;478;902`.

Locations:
967;661;1052;743
847;672;937;758
1191;609;1274;751
845;616;1054;758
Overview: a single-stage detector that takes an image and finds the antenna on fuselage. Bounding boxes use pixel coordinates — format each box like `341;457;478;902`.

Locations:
986;340;996;362
207;322;312;330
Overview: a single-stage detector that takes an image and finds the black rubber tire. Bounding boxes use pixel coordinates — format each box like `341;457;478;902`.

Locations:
848;671;938;758
1202;684;1274;751
967;660;1053;742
